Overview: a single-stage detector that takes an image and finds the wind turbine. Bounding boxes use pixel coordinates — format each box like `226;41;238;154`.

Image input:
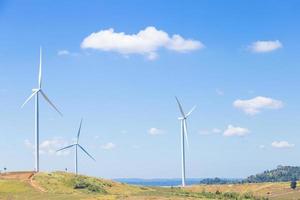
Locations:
175;97;196;187
22;47;62;172
57;119;95;175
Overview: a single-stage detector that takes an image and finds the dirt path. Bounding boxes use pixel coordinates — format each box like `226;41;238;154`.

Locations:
0;171;35;180
29;174;46;192
0;171;46;192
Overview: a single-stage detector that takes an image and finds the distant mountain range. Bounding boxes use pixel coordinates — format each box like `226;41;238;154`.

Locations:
115;166;300;186
114;178;206;186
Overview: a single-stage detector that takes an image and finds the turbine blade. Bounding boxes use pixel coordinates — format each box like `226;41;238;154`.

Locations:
186;105;196;117
77;119;83;143
183;120;189;149
78;144;96;161
175;96;185;117
56;144;75;152
21;91;38;108
38;47;42;88
40;90;63;116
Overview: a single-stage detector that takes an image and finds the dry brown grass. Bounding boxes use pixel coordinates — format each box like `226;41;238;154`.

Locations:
185;182;300;200
4;171;299;199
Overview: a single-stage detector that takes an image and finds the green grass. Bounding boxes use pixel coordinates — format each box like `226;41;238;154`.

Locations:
0;179;86;200
0;172;268;200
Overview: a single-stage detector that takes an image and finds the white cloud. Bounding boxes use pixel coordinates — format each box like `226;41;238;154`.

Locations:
199;128;222;135
57;49;79;56
223;125;249;137
166;34;203;52
24;138;70;156
233;96;283;115
272;141;294;149
81;26;204;60
24;139;33;148
148;128;165;135
101;142;116;150
212;128;222;133
58;50;70;56
249;40;282;53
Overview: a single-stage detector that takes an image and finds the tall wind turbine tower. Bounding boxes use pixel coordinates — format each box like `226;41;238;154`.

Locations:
57;119;95;175
22;47;62;172
175;97;196;187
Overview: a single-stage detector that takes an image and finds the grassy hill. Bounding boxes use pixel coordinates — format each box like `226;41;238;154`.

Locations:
0;171;266;200
245;166;300;183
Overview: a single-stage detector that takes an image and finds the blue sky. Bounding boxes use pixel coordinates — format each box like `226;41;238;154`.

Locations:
1;0;300;179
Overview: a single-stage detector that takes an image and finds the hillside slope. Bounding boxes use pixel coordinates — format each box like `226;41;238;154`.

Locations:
188;181;300;200
0;171;264;200
246;166;300;183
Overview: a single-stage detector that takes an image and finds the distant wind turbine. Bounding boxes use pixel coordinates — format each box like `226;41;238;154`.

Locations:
57;119;95;175
22;47;62;172
175;97;196;187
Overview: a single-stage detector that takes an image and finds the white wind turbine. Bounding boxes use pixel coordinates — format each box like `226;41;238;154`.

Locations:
57;119;95;175
22;47;62;172
175;97;196;187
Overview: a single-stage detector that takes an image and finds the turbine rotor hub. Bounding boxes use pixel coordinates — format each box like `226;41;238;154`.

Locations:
32;88;40;92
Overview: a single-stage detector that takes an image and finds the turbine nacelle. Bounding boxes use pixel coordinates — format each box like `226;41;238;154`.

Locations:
22;88;63;116
32;88;40;92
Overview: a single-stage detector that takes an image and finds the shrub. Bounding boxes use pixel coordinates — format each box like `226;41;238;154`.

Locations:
291;179;297;190
223;192;239;198
87;184;107;193
74;180;89;189
243;192;255;199
72;177;107;194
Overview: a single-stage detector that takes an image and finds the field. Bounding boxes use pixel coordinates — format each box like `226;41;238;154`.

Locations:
0;172;299;200
187;182;300;200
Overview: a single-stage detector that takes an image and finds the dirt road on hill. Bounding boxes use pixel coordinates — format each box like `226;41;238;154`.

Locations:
0;171;46;192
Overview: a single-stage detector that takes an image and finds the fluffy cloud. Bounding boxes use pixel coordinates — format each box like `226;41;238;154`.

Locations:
233;96;283;115
57;50;79;56
223;125;249;137
81;26;204;60
101;142;116;150
24;138;70;156
249;40;282;53
148;128;165;135
272;141;294;149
